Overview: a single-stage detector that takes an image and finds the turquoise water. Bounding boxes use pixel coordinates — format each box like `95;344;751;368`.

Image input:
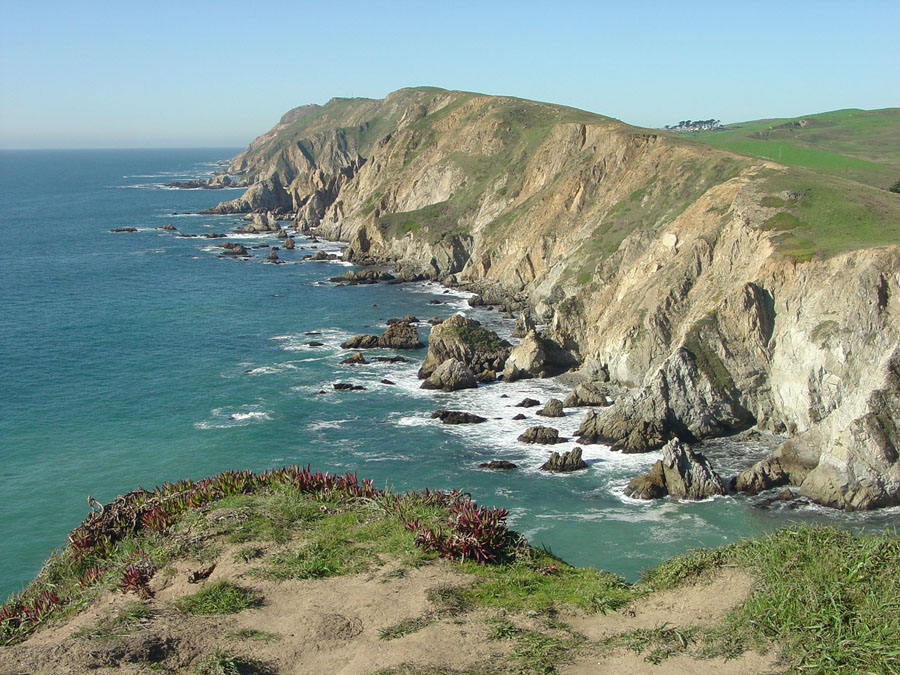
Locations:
1;149;895;598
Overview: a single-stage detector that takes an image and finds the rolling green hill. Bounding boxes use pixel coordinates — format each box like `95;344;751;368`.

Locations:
685;108;900;189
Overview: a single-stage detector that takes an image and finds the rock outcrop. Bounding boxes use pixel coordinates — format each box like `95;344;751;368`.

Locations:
540;447;588;472
431;410;487;424
341;322;423;350
625;439;727;500
537;399;564;418
420;358;477;392
502;331;576;382
563;383;612;408
417;315;510;379
517;426;566;444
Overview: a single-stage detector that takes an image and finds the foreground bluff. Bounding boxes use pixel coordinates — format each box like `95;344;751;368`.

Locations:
212;87;900;510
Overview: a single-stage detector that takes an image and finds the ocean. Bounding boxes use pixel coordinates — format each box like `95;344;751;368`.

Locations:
1;148;895;599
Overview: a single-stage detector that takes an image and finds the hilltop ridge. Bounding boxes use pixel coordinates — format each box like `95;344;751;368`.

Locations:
201;87;900;511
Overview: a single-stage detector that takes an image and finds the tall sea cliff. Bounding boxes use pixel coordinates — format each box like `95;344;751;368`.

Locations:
205;87;900;510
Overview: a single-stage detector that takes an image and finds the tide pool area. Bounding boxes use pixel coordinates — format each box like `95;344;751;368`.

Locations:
1;148;895;599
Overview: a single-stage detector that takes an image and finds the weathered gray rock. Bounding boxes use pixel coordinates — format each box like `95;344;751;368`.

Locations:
283;237;295;250
341;334;379;349
577;347;755;452
431;410;487;424
330;268;395;284
563;383;612;408
537;398;564;418
479;460;518;470
625;439;727;500
307;250;338;261
515;398;541;408
418;315;510;379
540;447;588;472
219;242;249;256
340;352;368;365
517;426;566;444
502;330;576;382
512;311;535;338
420;358;477;392
377;321;423;349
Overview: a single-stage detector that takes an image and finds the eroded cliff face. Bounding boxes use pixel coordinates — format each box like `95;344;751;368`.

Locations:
212;87;900;509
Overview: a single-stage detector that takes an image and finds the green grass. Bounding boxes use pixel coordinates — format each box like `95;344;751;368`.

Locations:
690;108;900;188
196;648;271;675
755;168;900;258
174;580;262;615
640;525;900;674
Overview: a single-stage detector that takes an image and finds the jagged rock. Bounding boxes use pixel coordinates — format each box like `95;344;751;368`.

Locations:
267;249;282;263
307;250;338;261
479;460;518;470
283;237;295;250
333;383;366;391
577;346;755;452
203;233;227;239
475;370;496;383
563;383;612;408
417;315;511;379
158;224;177;231
377;321;423;349
219;242;249;256
386;314;419;325
540;447;588;472
341;334;379;349
514;398;541;408
340;352;368;365
372;356;408;363
428;317;443;325
420;358;477;392
502;330;575;382
735;457;790;495
512;413;527;420
512;311;535;338
431;410;488;424
517;426;566;444
329;268;395;284
110;227;137;233
537;399;564;418
276;228;288;239
625;439;727;500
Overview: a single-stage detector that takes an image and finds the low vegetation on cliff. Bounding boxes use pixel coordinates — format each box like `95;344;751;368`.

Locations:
3;468;900;674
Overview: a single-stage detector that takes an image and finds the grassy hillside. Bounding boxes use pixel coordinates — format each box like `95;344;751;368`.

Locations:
3;468;900;673
686;108;900;189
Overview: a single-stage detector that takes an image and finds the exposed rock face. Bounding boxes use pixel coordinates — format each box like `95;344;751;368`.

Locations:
577;345;755;452
515;398;540;408
307;250;339;261
625;439;727;500
540;447;588;472
512;311;535;338
431;410;487;424
210;87;900;510
502;331;576;382
283;237;295;250
417;315;510;379
517;426;566;444
219;242;249;256
420;358;477;392
537;399;564;418
563;383;612;408
340;352;368;365
341;322;423;350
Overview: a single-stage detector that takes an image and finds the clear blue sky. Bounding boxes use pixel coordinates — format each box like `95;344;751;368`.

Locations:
1;0;897;148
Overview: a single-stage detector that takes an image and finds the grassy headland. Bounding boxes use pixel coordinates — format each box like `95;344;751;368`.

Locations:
2;467;899;673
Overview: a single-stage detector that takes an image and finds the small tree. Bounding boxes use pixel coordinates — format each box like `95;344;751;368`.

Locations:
889;178;900;194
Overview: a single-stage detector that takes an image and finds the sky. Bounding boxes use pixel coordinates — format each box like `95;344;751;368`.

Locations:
1;0;897;149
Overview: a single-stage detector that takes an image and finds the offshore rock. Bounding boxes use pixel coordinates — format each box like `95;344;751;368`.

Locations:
417;314;510;379
341;322;423;350
502;330;576;382
330;268;395;284
515;398;541;408
517;426;566;444
563;383;612;408
625;439;727;500
219;242;249;256
479;460;518;470
540;447;588;472
340;352;368;365
431;410;488;424
420;358;477;392
537;399;565;418
283;237;295;250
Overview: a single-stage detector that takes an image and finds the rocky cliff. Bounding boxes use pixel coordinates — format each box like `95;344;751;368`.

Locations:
212;87;900;510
